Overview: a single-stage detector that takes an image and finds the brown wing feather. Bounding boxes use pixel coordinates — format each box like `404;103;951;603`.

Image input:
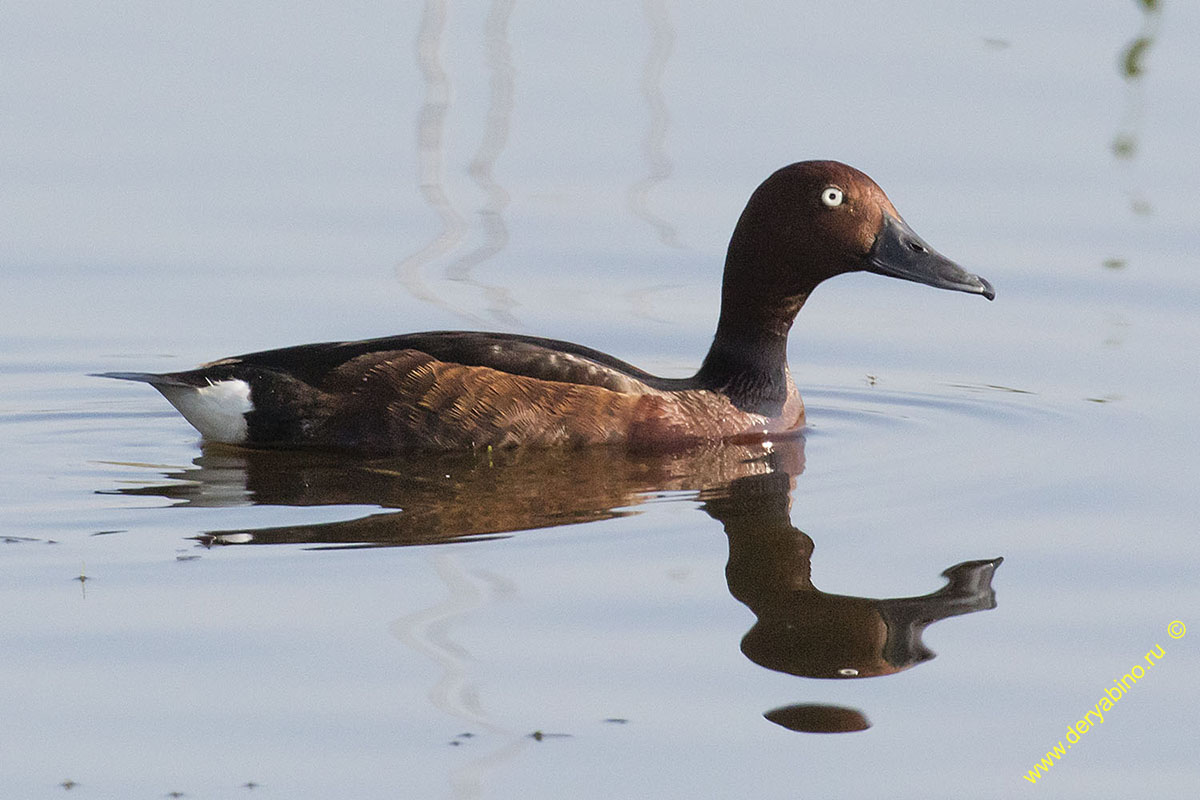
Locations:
305;351;643;450
234;348;801;451
303;351;800;451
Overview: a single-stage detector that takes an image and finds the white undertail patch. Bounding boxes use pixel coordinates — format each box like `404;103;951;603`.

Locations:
156;379;253;443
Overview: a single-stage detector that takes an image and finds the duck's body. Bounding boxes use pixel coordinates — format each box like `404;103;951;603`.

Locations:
102;331;804;451
99;161;993;453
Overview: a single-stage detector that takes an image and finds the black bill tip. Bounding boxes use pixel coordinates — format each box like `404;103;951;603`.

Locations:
867;213;995;301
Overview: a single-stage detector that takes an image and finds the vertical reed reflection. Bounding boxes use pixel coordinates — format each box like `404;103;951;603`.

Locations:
1111;0;1161;217
389;554;530;800
397;0;480;322
388;554;496;729
398;0;520;326
444;0;521;327
626;0;681;248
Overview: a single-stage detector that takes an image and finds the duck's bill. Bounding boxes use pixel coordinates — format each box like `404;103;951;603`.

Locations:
865;213;995;300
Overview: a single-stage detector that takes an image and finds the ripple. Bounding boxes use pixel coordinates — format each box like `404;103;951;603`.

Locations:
802;380;1067;437
796;379;1076;504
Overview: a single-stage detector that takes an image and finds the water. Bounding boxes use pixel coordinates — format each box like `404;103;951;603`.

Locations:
3;1;1198;797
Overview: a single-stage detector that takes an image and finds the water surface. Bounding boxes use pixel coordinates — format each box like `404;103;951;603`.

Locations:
2;1;1198;797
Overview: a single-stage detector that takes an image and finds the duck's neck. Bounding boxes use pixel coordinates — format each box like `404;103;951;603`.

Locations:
694;188;828;415
695;291;810;416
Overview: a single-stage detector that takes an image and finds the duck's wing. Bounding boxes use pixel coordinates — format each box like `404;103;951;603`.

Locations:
203;330;684;393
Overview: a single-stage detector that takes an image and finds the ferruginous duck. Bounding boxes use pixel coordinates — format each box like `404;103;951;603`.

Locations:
98;161;994;452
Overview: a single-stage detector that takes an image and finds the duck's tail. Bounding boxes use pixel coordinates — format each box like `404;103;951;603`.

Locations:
93;371;253;444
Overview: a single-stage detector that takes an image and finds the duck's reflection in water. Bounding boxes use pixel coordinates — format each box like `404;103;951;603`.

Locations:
701;466;1001;731
114;439;804;547
106;435;1001;732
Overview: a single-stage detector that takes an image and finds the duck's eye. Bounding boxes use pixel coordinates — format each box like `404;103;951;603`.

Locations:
820;186;844;208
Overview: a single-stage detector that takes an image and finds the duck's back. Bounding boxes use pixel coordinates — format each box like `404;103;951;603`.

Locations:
211;331;664;392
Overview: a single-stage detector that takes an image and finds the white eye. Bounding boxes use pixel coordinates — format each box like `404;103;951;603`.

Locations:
820;186;844;208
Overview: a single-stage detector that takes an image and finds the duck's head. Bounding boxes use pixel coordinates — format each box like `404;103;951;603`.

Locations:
721;161;993;334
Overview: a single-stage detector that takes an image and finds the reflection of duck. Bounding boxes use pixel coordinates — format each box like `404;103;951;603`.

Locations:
699;469;1001;733
112;438;804;548
98;161;993;452
111;439;999;672
701;470;1002;681
108;436;1002;733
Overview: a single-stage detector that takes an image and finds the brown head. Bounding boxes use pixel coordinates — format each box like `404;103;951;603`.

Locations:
717;160;994;339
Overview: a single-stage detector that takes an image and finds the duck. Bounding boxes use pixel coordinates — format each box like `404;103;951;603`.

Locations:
97;161;994;453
